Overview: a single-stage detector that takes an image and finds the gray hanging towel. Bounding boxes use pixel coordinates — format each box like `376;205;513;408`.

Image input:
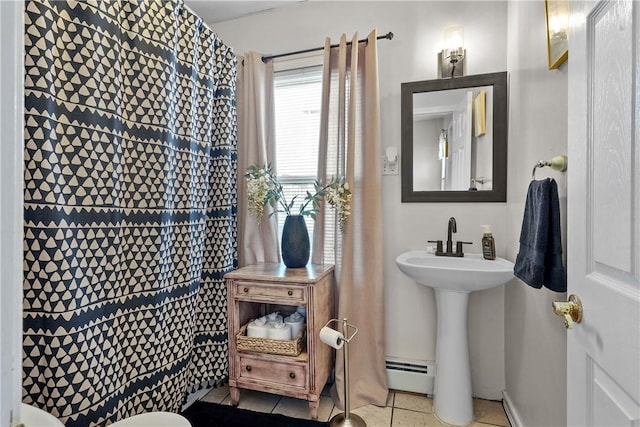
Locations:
514;178;567;292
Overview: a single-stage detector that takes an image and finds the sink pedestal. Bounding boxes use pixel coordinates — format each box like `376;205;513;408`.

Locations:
434;289;473;426
395;251;515;426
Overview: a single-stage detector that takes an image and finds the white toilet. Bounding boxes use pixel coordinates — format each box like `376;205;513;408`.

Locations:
20;404;64;427
21;403;191;427
109;412;191;427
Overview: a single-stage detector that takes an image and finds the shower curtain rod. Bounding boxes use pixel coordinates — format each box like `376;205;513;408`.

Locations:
261;31;394;63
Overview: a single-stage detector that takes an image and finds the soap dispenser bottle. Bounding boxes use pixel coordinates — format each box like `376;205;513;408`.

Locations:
481;225;496;260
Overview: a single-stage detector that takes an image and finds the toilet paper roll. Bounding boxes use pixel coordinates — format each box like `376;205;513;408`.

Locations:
319;326;344;350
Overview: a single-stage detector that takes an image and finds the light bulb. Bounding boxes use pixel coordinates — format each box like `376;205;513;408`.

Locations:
444;25;464;50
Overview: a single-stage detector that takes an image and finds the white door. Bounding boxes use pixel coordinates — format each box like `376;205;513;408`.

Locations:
448;91;472;190
566;0;640;425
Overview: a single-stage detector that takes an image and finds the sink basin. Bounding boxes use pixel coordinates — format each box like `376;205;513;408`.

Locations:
395;250;514;425
395;251;514;292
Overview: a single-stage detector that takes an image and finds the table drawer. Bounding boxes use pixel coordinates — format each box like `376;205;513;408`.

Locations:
238;355;307;389
234;281;305;303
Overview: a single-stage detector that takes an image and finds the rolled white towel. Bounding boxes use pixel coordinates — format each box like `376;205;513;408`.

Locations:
267;321;292;340
247;316;269;338
284;312;305;338
296;305;307;319
266;311;283;324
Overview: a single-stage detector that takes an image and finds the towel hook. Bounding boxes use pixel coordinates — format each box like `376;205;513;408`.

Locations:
532;155;568;179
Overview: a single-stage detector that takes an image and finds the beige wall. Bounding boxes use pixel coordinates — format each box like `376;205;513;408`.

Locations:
504;1;568;426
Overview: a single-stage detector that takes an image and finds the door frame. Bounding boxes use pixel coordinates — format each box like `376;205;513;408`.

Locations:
0;0;25;425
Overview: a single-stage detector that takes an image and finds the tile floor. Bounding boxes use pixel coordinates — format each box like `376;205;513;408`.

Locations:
201;384;511;427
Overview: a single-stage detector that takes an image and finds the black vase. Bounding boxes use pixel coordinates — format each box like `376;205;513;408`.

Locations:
281;215;310;268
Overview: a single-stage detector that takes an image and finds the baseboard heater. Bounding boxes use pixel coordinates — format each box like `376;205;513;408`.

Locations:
385;358;435;395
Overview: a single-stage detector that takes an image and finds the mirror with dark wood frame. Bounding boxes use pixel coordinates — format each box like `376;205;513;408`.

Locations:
401;72;508;202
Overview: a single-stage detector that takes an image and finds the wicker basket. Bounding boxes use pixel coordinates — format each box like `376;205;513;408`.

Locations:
237;322;306;356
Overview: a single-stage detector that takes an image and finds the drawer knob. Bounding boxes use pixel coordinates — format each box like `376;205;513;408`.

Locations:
245;365;252;372
287;290;293;296
243;287;249;293
289;372;296;379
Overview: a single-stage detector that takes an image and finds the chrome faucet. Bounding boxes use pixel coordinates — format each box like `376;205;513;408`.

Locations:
428;216;472;257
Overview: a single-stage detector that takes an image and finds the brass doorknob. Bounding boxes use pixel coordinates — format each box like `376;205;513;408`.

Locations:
552;294;583;329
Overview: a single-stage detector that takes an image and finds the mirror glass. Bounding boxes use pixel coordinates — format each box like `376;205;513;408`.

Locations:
401;72;507;202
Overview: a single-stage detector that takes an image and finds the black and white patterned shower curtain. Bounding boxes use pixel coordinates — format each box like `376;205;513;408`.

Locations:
22;1;236;425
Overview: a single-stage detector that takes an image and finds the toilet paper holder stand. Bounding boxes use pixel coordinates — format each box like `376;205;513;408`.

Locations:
322;318;366;427
323;318;359;346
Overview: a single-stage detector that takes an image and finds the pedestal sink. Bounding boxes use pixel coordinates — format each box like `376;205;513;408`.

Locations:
395;251;514;426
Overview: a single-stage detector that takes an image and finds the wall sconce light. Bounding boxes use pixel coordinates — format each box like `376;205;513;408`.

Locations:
438;25;466;79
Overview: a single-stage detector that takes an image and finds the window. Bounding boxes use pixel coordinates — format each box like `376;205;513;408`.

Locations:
273;65;333;261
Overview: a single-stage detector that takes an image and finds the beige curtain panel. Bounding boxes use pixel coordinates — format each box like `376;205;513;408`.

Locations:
314;30;389;410
236;52;280;267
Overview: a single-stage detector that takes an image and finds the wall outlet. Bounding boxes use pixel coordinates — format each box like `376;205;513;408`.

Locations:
382;155;399;175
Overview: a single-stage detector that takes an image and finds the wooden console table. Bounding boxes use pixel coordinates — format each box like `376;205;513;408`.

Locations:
225;263;335;420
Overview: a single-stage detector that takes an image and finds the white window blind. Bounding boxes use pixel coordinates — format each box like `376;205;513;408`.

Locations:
274;65;336;262
274;66;322;178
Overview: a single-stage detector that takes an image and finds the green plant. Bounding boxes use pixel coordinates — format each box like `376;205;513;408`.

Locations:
245;163;351;232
